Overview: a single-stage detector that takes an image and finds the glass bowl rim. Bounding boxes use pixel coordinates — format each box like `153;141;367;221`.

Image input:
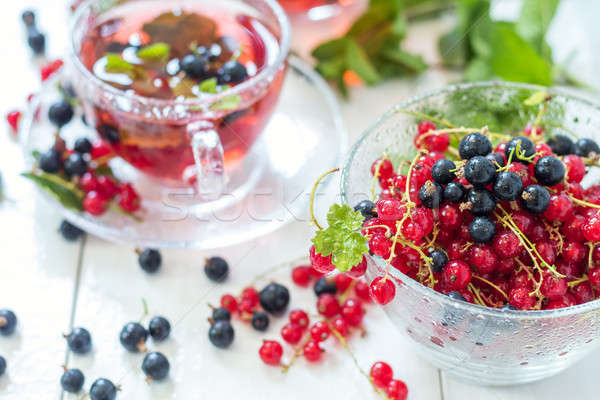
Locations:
68;0;291;108
341;80;600;319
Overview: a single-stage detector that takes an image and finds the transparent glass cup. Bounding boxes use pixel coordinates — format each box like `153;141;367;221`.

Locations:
341;82;600;385
69;0;290;199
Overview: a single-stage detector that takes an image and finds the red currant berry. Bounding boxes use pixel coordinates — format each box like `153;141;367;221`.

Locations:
582;216;600;242
6;110;21;132
289;309;310;330
439;203;461;231
377;199;404;221
427;133;450;152
354;279;371;302
540;274;568;300
562;214;586;242
90;141;112;159
563;155;585;183
534;142;553;156
303;341;323;362
83;191;108;216
371;158;395;181
331;317;349;337
369;277;396;305
417;120;436;135
238;299;255;315
510;270;534;290
80;172;99;193
492;231;521;258
511;210;533;235
447;240;466;260
220;294;238;313
291;266;313;287
572;282;594;304
496;258;516;275
96;175;118;199
593;246;600;265
543;194;574;222
310;321;330;342
443;260;472;290
259;340;283;366
241;287;259;307
317;293;340;318
386;379;408;400
309;245;334;274
370;361;393;389
334;274;353;292
508;163;532;187
346;256;367;279
341;299;364;326
40;59;63;81
562;241;586;264
589;267;600;289
468;245;497;274
536;241;556;265
400;219;424;242
509;287;536;310
118;183;140;213
281;323;303;344
369;234;392;258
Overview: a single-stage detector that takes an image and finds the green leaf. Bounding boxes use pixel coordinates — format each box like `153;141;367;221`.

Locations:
311;38;348;60
489;22;552;86
345;39;380;85
210;94;241;111
438;29;466;67
464;57;493;81
136;42;170;60
381;47;427;73
198;77;219;94
105;53;134;74
516;0;560;60
524;90;549;106
21;172;83;211
315;58;347;80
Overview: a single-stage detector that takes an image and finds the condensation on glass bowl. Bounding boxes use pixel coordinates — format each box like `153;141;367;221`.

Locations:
341;82;600;386
20;56;346;249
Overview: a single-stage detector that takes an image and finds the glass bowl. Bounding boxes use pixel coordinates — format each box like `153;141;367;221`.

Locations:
341;82;600;386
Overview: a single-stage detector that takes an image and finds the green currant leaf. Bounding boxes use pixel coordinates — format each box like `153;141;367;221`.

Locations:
136;42;170;61
21;172;83;211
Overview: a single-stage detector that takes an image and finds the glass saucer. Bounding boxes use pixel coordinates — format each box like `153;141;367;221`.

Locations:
20;56;346;248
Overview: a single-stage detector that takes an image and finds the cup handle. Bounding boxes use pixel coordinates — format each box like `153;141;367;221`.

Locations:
188;121;225;200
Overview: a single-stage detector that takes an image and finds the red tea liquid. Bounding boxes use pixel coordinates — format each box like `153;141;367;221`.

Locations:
278;0;352;13
78;1;285;185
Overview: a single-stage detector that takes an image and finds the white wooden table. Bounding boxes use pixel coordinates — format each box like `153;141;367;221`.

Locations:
1;1;599;399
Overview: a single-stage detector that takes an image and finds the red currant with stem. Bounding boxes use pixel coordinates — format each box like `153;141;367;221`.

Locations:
309;245;334;274
509;287;536;310
354;280;371;302
259;340;283;366
317;293;340;318
377;199;404;221
371;158;394;181
369;234;392;258
310;321;330;342
281;323;303;344
386;379;408;400
540;274;568;300
334;274;352;292
401;219;424;242
289;309;309;330
582;216;600;242
492;231;521;258
370;361;393;389
341;299;364;326
83;191;108;216
241;287;259;306
346;256;367;279
369;277;396;305
220;294;238;313
331;317;349;338
537;241;556;265
468;245;497;274
291;266;312;287
443;261;472;290
303;341;323;362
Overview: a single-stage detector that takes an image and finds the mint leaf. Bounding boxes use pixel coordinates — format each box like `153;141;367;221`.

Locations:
345;39;380;85
516;0;560;60
198;78;219;94
21;172;83;211
136;42;170;60
210;94;241;111
312;204;367;272
105;53;134;74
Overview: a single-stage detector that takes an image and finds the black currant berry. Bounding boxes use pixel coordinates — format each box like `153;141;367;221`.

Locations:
119;322;148;352
313;277;336;296
251;311;270;332
0;356;5;377
574;138;600;157
486;152;505;168
142;352;170;381
493;171;523;201
468;216;496;243
61;368;85;393
466;188;496;216
64;153;88;178
208;320;234;348
65;327;92;354
180;54;208;79
48;101;74;128
443;182;466;203
28;31;46;54
500;304;517;311
429;250;447;273
353;200;377;220
204;256;229;282
22;10;36;26
148;316;171;342
98;124;120;143
0;309;16;336
217;60;248;84
459;132;491;159
547;135;575;155
464;156;496;187
138;248;161;274
505;136;535;163
447;291;466;302
534;156;565;186
520;185;551;214
431;159;456;185
212;307;231;322
89;378;118;400
39;149;63;173
59;220;84;242
259;283;290;314
74;137;92;154
418;181;443;209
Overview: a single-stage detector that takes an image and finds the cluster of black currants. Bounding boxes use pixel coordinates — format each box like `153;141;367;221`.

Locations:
418;133;566;244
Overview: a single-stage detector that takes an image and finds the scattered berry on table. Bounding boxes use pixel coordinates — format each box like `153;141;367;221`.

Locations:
60;367;85;393
148;316;171;342
48;101;74;128
289;309;309;330
341;299;364;326
119;322;148;352
220;294;238;313
59;220;84;241
208;320;234;349
0;356;5;377
138;249;161;274
64;327;92;354
259;283;290;314
302;341;323;362
291;265;313;287
204;256;229;282
313;277;337;297
251;311;269;331
40;59;63;81
370;361;393;389
309;321;330;342
6;110;21;133
386;379;408;400
142;352;170;382
212;307;231;322
89;378;118;400
316;293;340;318
281;323;303;344
259;340;283;366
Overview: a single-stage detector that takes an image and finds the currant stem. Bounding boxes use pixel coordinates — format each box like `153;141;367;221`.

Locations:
249;255;308;286
568;194;600;209
467;283;487;307
567;275;589;288
370;157;388;202
471;275;508;300
309;168;340;231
